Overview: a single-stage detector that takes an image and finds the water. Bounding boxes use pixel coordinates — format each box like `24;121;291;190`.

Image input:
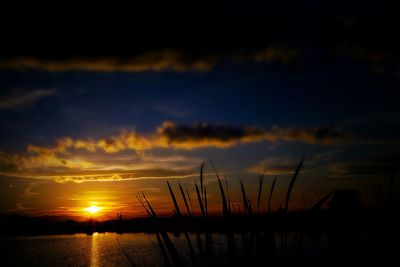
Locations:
2;233;162;266
1;232;231;266
1;232;331;266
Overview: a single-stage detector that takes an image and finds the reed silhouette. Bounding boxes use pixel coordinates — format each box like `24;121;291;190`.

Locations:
130;159;400;267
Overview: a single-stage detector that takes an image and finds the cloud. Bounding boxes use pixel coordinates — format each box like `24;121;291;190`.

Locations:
23;122;352;155
248;156;306;175
157;121;266;149
338;113;400;142
21;182;40;197
0;89;57;110
235;47;300;66
53;171;203;184
0;51;216;72
0;145;203;182
329;151;400;177
330;161;399;177
54;174;123;183
0;122;353;179
0;47;299;73
157;122;353;149
21;122;353;156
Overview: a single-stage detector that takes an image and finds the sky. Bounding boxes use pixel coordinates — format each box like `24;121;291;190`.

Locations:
0;1;399;219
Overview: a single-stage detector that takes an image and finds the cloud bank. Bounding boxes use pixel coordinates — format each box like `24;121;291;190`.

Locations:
0;121;353;181
25;122;352;156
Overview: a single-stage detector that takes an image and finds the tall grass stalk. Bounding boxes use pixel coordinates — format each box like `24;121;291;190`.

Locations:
204;187;208;216
200;163;205;202
310;192;332;211
167;181;181;217
195;182;206;217
185;185;194;211
257;173;265;213
179;183;191;216
269;177;277;213
240;179;252;215
284;157;304;213
210;160;229;217
224;178;231;214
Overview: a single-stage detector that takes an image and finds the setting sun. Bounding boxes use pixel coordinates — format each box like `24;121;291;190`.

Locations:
84;205;102;215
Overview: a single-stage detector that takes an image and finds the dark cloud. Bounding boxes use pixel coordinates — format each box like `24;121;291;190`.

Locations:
158;122;353;148
158;122;265;146
330;151;400;176
339;113;400;142
331;161;399;176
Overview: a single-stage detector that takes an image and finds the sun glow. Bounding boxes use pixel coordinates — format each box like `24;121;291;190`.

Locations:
85;205;102;215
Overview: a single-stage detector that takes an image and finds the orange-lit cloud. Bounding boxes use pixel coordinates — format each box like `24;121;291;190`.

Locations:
0;121;352;181
23;122;352;155
52;171;206;184
235;47;300;66
0;47;299;73
0;51;216;72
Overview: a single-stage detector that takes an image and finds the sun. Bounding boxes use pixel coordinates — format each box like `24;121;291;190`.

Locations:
84;205;102;215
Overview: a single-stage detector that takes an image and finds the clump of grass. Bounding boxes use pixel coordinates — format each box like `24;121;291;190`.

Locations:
138;158;320;267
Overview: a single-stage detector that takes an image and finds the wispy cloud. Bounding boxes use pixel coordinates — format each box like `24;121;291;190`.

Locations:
53;171;205;184
0;89;57;110
248;156;306;175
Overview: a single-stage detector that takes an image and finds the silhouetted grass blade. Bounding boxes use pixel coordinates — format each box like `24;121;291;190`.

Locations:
200;162;205;203
269;177;277;213
257;173;264;213
179;182;191;216
210;160;229;217
167;181;181;217
310;192;332;211
284;157;304;213
195;182;206;217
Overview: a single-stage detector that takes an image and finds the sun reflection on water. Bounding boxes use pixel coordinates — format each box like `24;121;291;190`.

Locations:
90;232;99;267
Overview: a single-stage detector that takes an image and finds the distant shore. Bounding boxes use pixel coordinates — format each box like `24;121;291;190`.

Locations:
1;209;398;237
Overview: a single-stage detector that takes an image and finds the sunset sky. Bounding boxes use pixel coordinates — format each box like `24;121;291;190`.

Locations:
0;1;399;219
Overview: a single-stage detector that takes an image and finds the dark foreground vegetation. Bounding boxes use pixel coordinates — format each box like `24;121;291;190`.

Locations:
1;159;399;266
